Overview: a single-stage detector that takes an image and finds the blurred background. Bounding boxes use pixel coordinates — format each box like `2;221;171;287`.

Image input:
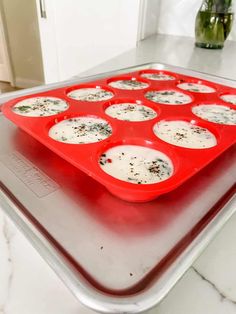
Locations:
0;0;235;93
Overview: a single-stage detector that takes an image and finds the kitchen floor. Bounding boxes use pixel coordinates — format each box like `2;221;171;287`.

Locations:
0;81;21;93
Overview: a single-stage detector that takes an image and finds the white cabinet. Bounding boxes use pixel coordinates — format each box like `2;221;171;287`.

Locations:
1;0;157;87
36;0;142;83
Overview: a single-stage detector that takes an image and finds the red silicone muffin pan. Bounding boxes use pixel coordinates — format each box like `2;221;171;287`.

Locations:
2;69;236;202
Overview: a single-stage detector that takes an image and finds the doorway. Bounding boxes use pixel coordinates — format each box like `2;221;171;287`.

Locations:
0;2;14;93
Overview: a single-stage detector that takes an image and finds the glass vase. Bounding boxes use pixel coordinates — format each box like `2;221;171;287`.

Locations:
195;0;234;49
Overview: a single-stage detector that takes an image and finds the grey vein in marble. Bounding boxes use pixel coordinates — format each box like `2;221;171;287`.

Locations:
192;266;236;305
1;218;14;314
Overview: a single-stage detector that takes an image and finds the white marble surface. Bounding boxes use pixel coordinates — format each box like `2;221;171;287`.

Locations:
1;34;236;313
80;34;236;81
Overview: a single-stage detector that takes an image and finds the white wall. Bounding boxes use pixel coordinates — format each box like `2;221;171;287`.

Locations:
1;0;44;87
37;0;141;83
157;0;236;41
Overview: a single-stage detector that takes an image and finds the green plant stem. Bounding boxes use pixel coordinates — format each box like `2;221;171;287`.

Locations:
204;0;233;12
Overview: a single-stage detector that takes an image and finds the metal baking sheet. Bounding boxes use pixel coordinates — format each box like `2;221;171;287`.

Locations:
0;63;235;314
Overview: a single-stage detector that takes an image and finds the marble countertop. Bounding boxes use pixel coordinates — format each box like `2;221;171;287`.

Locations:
1;34;236;314
80;33;236;80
